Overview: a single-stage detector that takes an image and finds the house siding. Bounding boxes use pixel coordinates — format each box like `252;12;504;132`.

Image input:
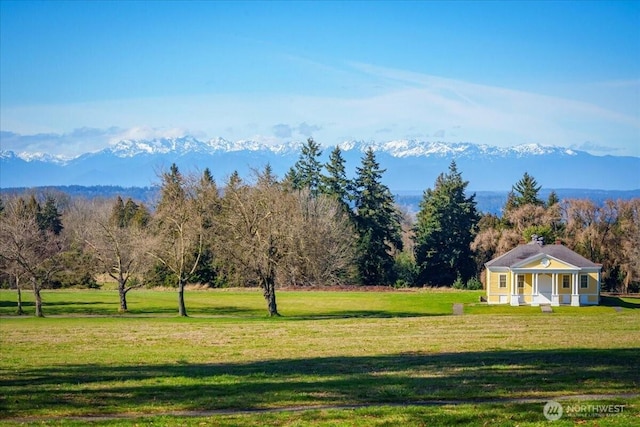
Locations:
558;275;572;295
579;272;598;294
487;271;510;304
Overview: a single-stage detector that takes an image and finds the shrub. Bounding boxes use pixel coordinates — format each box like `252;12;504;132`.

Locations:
466;277;483;290
452;275;465;289
393;279;410;289
393;251;417;287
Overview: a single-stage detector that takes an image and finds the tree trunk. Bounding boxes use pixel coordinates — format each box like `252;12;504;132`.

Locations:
16;288;24;315
16;279;24;316
32;279;43;318
178;278;188;317
118;279;128;312
262;275;280;317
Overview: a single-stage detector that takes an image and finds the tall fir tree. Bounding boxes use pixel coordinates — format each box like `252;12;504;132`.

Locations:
320;146;353;215
37;196;63;235
413;161;479;286
156;163;187;218
509;172;543;209
286;137;323;195
110;196;126;228
547;190;559;207
353;148;402;285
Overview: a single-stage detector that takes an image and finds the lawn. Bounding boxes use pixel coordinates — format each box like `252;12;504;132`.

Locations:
0;289;638;426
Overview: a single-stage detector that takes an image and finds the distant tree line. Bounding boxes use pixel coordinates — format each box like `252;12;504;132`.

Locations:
1;138;639;316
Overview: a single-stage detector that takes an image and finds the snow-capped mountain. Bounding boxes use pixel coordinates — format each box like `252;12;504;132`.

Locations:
343;140;577;158
104;136;304;158
1;138;638;191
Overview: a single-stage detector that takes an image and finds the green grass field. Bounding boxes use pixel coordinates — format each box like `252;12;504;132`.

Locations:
0;288;638;426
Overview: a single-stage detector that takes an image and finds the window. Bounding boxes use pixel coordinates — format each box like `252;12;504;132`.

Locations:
580;275;589;289
562;275;570;289
499;274;506;288
517;275;525;288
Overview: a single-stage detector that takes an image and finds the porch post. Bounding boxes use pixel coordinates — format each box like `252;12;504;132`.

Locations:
571;272;580;306
551;273;560;306
510;271;519;306
532;273;539;306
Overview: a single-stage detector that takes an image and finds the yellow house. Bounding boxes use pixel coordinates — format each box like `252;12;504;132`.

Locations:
484;238;602;306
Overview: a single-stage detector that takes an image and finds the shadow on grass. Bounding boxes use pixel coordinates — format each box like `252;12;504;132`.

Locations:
601;296;640;310
286;310;448;321
0;300;34;308
0;300;447;319
2;348;638;417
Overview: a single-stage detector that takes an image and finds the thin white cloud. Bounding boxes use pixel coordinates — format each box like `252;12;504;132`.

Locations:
571;141;623;154
1;63;638;157
350;62;640;128
111;126;191;144
0;126;195;158
0;127;124;157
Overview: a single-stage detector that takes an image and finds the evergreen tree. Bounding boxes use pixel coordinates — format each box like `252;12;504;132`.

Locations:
159;163;186;208
320;146;353;215
258;163;278;187
111;196;150;229
123;198;140;225
413;161;479;286
504;191;517;213
110;196;126;228
129;202;151;228
227;170;243;189
509;172;543;209
353;148;402;285
287;137;323;194
197;167;220;228
201;167;215;186
37;196;63;235
192;167;222;287
547;190;559;207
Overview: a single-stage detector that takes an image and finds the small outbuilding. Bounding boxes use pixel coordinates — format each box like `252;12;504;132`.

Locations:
484;237;602;306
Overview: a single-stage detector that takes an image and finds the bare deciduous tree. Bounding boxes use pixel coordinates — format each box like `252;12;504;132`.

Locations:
562;199;614;265
282;189;356;286
563;198;640;292
615;199;640;292
0;197;64;317
218;169;286;316
67;197;151;312
218;168;356;315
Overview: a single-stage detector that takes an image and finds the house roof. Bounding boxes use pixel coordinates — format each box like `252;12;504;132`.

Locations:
485;242;601;269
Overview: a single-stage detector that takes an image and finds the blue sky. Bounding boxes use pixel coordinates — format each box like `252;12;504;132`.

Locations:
1;1;638;157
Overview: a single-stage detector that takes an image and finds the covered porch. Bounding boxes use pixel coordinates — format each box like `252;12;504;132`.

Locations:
507;270;600;307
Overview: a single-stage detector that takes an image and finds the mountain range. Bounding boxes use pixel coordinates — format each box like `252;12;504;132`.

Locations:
1;137;639;191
